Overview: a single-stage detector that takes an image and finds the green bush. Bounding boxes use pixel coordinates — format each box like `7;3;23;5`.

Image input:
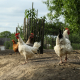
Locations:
44;35;56;49
4;41;11;49
72;43;80;50
9;47;13;49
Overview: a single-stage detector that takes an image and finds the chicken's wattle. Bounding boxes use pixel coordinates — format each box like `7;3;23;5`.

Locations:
16;36;19;39
15;33;20;39
67;30;70;35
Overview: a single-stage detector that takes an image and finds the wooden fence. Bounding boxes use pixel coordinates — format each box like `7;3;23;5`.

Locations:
16;17;45;54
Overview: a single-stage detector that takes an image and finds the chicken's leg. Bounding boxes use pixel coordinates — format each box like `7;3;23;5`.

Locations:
64;54;67;62
24;56;28;64
22;55;28;65
59;57;63;64
25;57;28;63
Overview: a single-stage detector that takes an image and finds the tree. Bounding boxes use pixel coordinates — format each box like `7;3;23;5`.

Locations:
25;8;37;19
24;3;38;38
0;31;11;38
43;0;80;32
25;2;37;19
45;20;66;35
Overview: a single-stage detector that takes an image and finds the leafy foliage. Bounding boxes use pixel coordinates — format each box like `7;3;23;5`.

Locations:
4;41;11;49
72;43;80;50
44;35;56;49
25;8;37;19
10;33;16;41
45;21;66;35
17;24;24;40
43;0;80;32
69;33;80;43
0;31;11;38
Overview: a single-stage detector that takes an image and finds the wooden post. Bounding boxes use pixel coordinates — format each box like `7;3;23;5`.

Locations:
35;19;38;41
27;18;30;39
32;2;33;33
33;18;35;42
40;19;45;54
24;17;26;42
27;18;28;40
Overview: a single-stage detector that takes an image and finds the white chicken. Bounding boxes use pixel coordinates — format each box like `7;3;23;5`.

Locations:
54;28;72;64
15;33;41;64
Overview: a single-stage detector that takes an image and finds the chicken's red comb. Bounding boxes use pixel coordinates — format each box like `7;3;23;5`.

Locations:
12;39;15;42
15;33;20;36
31;33;34;35
65;28;70;35
65;28;69;30
12;39;14;41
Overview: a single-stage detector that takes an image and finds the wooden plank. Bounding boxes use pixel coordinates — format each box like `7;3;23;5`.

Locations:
40;19;45;54
33;18;35;42
35;18;38;41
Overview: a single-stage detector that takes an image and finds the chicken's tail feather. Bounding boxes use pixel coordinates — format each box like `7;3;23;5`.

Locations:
59;29;63;39
33;42;41;48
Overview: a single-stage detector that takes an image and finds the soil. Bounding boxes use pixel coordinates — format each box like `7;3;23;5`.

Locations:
0;49;80;80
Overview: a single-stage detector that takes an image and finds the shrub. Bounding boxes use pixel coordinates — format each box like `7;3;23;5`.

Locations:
4;41;11;49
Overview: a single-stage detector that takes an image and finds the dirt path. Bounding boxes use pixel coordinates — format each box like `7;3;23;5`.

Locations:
0;49;80;80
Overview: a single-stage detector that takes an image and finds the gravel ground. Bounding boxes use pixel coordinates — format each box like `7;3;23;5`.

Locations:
0;49;80;80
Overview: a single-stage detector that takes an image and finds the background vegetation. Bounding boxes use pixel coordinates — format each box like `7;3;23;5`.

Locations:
0;0;80;50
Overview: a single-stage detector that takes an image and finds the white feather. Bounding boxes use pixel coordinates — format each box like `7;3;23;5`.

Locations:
63;30;69;39
18;34;41;60
54;30;72;57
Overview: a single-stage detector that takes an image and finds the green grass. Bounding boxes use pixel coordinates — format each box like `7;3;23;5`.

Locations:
72;43;80;50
